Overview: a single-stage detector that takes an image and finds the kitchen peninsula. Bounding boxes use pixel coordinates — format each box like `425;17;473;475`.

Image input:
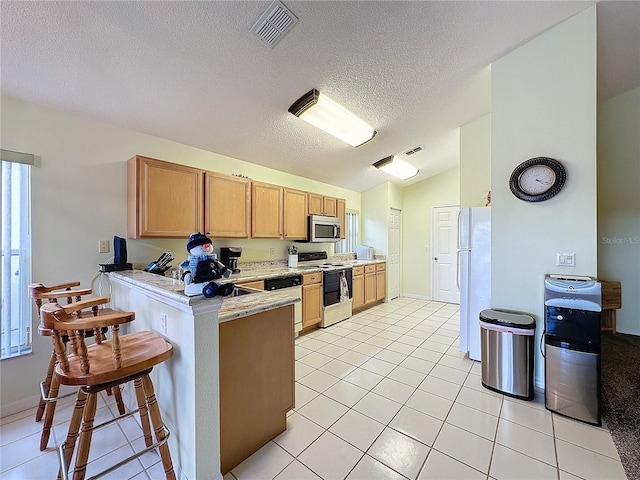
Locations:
107;270;298;480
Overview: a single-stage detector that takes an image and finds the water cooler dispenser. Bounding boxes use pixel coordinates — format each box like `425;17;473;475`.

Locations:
544;275;602;425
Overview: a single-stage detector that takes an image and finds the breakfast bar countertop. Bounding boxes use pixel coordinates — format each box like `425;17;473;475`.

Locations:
108;269;299;323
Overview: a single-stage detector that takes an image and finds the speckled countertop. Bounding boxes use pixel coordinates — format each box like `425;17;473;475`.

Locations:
108;269;299;323
108;256;385;323
228;257;387;284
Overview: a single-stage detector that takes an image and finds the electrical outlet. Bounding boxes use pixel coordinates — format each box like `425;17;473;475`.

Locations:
98;240;110;254
270;248;275;257
160;313;168;334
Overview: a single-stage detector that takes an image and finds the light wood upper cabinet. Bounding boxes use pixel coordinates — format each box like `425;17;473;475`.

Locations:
283;188;308;240
205;172;251;238
127;155;204;238
336;198;346;239
251;181;283;239
308;194;323;215
308;193;338;217
323;197;337;217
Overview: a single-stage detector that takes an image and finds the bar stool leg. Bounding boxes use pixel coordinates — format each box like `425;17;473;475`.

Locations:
40;374;61;450
134;377;153;447
72;392;98;480
143;375;176;480
36;350;56;422
57;389;88;480
112;386;126;415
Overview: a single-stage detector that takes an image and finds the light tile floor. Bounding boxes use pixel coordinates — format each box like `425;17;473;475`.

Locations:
0;297;628;480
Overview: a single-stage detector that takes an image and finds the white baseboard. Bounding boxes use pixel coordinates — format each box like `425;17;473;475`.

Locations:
0;393;41;418
400;293;431;301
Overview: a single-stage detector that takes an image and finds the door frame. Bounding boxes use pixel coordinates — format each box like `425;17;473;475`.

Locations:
430;204;460;303
388;208;402;301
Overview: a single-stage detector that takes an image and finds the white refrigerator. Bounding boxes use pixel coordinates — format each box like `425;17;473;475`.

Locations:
458;207;491;361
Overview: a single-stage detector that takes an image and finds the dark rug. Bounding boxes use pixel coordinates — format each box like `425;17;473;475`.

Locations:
601;333;640;480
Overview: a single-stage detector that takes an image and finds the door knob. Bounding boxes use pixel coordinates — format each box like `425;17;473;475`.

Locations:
434;257;438;261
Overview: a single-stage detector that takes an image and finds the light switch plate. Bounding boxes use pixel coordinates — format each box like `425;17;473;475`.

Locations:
556;252;576;266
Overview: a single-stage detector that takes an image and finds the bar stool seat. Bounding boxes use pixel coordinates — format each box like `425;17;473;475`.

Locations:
41;298;175;480
29;282;125;451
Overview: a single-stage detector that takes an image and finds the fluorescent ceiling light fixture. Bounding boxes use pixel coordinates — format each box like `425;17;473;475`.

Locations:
373;156;418;180
288;89;376;147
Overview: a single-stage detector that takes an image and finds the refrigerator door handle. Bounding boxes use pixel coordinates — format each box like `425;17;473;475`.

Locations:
456;250;461;289
456;211;461;249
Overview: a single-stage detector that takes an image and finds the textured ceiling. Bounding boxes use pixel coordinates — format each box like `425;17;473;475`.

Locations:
1;1;638;192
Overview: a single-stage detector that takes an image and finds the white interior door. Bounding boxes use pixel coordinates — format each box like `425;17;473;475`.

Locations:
388;208;401;300
431;205;460;304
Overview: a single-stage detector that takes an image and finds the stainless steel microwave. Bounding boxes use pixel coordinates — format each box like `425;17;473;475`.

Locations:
307;215;341;242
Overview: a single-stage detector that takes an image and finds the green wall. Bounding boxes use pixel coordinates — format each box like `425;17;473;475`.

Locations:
460;113;491;207
400;168;460;298
491;8;597;386
597;87;640;335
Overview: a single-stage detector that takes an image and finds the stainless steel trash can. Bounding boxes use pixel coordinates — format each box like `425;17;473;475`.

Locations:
480;309;535;400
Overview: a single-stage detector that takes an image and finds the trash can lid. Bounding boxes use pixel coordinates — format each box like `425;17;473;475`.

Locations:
479;308;536;329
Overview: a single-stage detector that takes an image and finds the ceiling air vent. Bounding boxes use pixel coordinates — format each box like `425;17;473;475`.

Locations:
251;0;298;48
404;146;423;156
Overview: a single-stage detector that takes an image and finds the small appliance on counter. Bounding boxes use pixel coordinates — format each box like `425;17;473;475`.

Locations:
356;245;374;260
220;247;242;274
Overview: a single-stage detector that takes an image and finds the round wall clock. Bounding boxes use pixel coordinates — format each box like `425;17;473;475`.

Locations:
509;157;567;202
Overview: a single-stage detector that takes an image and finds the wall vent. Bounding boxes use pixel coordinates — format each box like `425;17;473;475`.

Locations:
404;146;423;156
251;0;298;48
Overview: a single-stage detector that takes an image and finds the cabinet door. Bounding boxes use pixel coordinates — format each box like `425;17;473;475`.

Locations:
336;199;346;239
251;181;283;238
235;280;264;290
308;193;324;215
364;272;377;305
127;156;204;238
205;172;250;238
352;274;364;309
376;270;386;301
283;188;308;240
323;197;337;217
302;283;322;328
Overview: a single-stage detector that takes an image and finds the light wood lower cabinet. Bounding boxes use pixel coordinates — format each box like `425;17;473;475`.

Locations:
364;264;377;305
219;305;294;474
376;263;386;301
127;155;204;238
235;280;264;290
302;273;322;328
205;171;251;238
352;266;365;309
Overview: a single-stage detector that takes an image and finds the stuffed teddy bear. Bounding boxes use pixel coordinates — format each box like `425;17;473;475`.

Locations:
181;233;235;297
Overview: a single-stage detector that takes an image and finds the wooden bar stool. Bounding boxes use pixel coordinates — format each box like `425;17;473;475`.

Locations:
41;297;175;480
29;282;126;451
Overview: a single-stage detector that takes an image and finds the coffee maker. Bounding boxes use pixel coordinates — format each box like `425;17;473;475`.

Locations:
220;247;242;274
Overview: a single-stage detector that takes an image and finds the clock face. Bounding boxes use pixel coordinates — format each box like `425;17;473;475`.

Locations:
518;165;557;195
509;157;566;202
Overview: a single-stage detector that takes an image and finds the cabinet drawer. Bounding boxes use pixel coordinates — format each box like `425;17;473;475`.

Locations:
376;262;386;272
353;266;364;276
365;265;376;274
236;280;264;290
303;272;322;285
